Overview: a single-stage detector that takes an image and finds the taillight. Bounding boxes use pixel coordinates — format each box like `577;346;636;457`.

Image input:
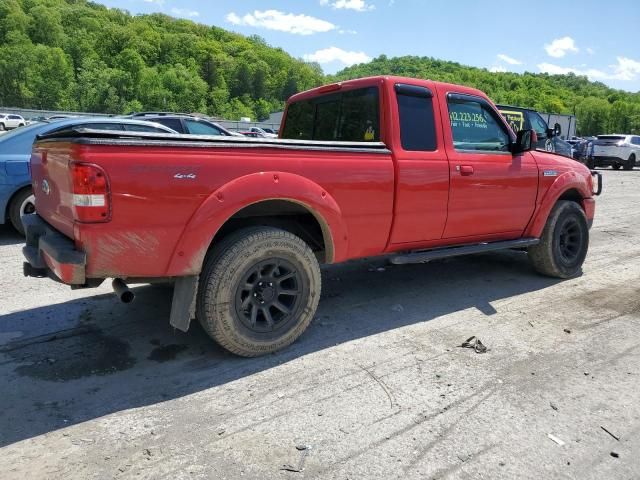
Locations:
70;163;111;223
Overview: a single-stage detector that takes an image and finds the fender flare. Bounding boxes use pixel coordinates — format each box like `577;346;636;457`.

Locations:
524;171;592;238
165;171;348;276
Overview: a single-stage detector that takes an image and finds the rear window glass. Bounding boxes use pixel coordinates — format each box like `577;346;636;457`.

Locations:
282;87;379;142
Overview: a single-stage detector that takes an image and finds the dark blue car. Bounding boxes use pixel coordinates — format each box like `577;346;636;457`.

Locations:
0;117;176;234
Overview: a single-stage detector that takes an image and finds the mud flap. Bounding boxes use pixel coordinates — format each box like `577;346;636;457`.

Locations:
169;276;198;332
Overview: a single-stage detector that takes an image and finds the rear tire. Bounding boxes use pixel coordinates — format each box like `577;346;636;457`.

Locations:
528;201;589;279
585;158;595;169
624;154;636;171
8;188;35;236
0;123;5;131
196;226;321;357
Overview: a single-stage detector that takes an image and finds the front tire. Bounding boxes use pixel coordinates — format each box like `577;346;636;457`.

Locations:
624;154;636;171
528;201;589;279
612;164;621;170
196;227;321;357
0;123;5;131
9;188;35;235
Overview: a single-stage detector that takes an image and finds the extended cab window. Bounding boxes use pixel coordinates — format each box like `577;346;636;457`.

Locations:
282;87;379;142
395;84;436;151
447;95;510;152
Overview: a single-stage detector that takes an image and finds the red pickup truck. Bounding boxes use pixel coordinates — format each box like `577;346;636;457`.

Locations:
22;76;601;357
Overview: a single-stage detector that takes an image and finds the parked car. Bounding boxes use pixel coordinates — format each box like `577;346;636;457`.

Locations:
0;117;176;234
588;134;639;170
22;76;600;357
128;113;243;136
0;114;26;131
496;105;567;154
249;127;278;138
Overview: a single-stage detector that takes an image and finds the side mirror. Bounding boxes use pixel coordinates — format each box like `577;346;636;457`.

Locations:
554;122;562;137
511;129;537;154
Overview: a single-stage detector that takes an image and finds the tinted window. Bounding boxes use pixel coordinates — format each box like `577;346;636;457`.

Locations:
632;136;640;145
282;86;379;142
152;118;184;133
9;115;21;120
396;91;437;151
185;119;222;135
447;96;510;152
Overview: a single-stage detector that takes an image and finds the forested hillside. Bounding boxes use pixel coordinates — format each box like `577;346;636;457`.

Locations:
1;0;639;133
0;0;324;120
333;56;640;135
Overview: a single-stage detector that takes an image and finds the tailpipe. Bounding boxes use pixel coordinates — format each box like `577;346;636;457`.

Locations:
112;278;135;304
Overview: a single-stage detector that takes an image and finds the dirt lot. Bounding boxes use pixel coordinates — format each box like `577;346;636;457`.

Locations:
1;169;639;479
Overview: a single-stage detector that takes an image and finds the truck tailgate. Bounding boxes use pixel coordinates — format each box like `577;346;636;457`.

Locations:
30;142;76;239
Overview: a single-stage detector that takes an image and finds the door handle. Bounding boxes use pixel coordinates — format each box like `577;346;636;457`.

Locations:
456;165;474;175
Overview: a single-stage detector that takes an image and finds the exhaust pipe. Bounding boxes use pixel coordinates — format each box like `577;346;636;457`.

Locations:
112;278;135;304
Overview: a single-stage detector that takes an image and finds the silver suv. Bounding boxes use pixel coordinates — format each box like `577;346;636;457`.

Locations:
0;113;26;131
591;134;640;170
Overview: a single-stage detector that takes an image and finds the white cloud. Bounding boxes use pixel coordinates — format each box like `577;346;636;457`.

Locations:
496;54;522;65
321;0;375;10
538;57;640;82
171;7;199;18
303;47;371;66
612;56;640;80
586;47;595;55
143;0;164;4
489;65;507;73
226;10;336;35
544;36;579;58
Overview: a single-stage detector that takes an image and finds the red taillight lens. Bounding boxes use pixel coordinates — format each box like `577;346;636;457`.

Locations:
70;163;111;223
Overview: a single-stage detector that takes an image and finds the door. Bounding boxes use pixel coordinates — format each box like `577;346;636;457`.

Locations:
388;82;450;244
439;91;538;239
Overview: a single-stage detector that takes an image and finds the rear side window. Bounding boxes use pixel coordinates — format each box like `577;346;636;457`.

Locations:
184;119;222;136
282;86;379;142
395;84;437;151
630;136;640;145
152;118;184;133
447;95;510;152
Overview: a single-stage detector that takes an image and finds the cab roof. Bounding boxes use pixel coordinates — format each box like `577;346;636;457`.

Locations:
287;76;490;103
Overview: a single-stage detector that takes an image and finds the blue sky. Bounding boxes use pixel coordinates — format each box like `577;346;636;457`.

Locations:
100;0;640;92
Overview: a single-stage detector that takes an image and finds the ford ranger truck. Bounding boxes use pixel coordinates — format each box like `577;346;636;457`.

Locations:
22;76;602;357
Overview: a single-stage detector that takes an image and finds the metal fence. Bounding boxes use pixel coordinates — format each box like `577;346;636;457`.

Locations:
0;106;281;133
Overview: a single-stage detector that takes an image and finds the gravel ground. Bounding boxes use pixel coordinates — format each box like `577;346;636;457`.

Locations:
1;169;639;480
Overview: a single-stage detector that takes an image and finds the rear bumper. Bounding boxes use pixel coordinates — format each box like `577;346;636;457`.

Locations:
22;214;87;285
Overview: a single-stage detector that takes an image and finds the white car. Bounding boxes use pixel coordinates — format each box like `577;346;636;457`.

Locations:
591;134;640;170
249;127;278;138
0;114;26;131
